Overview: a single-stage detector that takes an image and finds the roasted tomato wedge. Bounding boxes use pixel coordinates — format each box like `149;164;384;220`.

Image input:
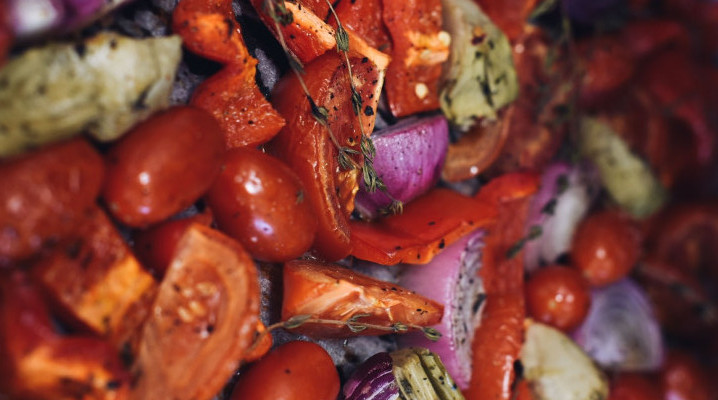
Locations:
281;259;443;337
205;147;317;263
0;271;131;400
130;224;260;400
230;341;339;400
102;106;225;228
0;139;104;264
350;188;497;265
31;206;157;351
270;42;388;261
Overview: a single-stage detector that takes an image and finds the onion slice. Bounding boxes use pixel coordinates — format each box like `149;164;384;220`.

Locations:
355;114;449;220
572;278;664;371
523;162;598;272
396;229;486;390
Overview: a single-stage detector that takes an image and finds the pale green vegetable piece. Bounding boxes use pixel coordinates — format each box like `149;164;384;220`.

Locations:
0;32;182;158
521;322;609;400
440;0;518;131
391;348;464;400
578;117;667;218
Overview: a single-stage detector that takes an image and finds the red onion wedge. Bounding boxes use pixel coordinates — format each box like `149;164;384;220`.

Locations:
355;114;449;220
396;229;486;390
524;162;598;273
343;348;464;400
572;278;664;371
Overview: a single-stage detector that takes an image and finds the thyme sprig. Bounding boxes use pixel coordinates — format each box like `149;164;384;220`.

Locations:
263;0;402;213
245;313;442;357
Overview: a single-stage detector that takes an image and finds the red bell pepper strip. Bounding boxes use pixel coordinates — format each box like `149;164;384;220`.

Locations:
173;0;286;148
0;271;131;399
328;0;391;51
350;188;498;265
382;0;449;117
475;0;540;41
249;0;336;64
465;173;539;400
269;35;388;261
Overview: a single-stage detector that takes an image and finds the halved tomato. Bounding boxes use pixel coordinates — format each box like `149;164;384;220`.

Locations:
129;224;260;400
281;259;443;337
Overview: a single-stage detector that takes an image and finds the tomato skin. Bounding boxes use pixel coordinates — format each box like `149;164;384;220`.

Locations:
130;224;260;400
0;139;104;264
102;106;225;228
525;265;591;332
661;351;711;400
230;341;339;400
132;212;213;279
609;374;661;400
205;148;317;262
571;210;642;287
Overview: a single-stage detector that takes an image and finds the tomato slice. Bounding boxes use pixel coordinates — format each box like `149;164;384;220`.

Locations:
270;41;388;261
173;0;286;148
382;0;449;117
0;139;104;264
130;224;260;400
281;259;443;337
31;206;157;351
350;188;498;265
0;271;131;399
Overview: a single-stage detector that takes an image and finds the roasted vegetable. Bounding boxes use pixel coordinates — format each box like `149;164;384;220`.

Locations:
0;32;181;157
440;0;518;131
578;117;666;218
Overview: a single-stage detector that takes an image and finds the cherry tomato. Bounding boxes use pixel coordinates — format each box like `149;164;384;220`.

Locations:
205;148;317;262
282;259;443;337
609;373;661;400
0;139;104;264
571;210;642;287
525;265;591;332
102;106;225;228
132;212;213;279
661;351;711;400
130;224;260;400
230;341;339;400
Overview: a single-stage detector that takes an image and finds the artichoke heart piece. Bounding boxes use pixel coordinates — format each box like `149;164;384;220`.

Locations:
0;32;182;158
390;348;465;400
578;117;667;218
521;322;609;400
440;0;518;131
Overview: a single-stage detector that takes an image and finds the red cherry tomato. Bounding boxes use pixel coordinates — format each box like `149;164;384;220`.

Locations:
661;351;712;400
230;341;339;400
102;106;225;228
609;373;661;400
205;148;318;262
525;265;592;332
571;210;642;287
0;139;104;263
132;212;213;278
